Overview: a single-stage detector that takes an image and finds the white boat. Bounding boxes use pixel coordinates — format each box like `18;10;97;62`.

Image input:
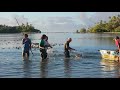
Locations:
31;43;39;48
99;50;119;61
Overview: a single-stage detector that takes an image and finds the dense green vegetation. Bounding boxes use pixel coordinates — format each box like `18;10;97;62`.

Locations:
76;28;87;33
76;15;120;33
0;23;41;33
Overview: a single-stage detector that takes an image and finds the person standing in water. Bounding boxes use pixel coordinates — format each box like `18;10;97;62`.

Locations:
114;36;120;52
39;34;47;60
22;34;31;58
44;36;53;57
64;38;75;58
113;36;120;62
44;36;52;50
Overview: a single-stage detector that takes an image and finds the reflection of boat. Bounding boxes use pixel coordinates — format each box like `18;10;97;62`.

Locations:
99;50;119;61
101;59;120;78
100;59;118;71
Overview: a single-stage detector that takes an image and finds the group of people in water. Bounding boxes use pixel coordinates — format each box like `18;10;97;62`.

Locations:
22;34;76;60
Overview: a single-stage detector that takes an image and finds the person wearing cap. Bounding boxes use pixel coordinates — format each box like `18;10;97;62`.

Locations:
64;38;75;58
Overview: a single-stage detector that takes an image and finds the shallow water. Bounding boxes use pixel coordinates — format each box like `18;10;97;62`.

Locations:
0;33;120;78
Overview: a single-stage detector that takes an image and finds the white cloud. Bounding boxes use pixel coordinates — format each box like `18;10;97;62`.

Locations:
0;17;16;26
43;17;79;32
0;14;30;26
29;16;79;32
12;14;29;25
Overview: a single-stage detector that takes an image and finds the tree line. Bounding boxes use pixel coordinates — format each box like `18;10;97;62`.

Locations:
76;15;120;33
0;23;41;33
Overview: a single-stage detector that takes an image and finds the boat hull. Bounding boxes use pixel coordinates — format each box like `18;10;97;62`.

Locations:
31;43;39;48
99;50;119;61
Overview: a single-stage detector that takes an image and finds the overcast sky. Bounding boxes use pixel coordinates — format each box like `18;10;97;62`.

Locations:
0;12;120;32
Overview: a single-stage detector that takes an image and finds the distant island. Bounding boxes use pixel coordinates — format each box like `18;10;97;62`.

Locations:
0;23;41;33
76;15;120;33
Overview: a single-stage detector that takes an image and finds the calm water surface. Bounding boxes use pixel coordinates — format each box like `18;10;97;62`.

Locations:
0;33;120;78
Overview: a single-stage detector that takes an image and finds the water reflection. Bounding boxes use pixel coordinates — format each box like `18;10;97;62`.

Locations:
23;60;32;78
100;59;118;71
64;58;71;78
100;59;120;78
40;60;48;78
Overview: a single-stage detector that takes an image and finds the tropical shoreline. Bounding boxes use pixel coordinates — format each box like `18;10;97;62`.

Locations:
103;32;120;34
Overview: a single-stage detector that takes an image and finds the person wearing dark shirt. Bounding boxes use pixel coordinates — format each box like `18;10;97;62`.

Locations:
64;38;75;58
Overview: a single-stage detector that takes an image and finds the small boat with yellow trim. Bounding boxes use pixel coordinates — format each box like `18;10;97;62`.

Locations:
99;50;119;61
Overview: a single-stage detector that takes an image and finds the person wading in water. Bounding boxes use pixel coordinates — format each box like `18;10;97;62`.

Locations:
22;34;31;59
39;34;48;60
64;38;75;58
114;36;120;62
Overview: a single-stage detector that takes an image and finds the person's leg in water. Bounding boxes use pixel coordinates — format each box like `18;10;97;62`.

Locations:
40;49;44;59
43;49;47;60
26;51;30;60
64;50;70;58
22;50;27;60
22;51;29;60
26;51;29;57
22;51;25;57
40;49;47;60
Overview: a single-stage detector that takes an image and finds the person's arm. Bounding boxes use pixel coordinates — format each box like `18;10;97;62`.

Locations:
45;41;52;48
69;47;75;50
22;39;24;44
48;43;53;48
39;46;44;49
67;43;75;50
113;38;116;41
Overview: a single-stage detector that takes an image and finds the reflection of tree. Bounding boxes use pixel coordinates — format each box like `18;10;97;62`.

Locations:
40;60;48;78
64;59;71;78
92;33;115;47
